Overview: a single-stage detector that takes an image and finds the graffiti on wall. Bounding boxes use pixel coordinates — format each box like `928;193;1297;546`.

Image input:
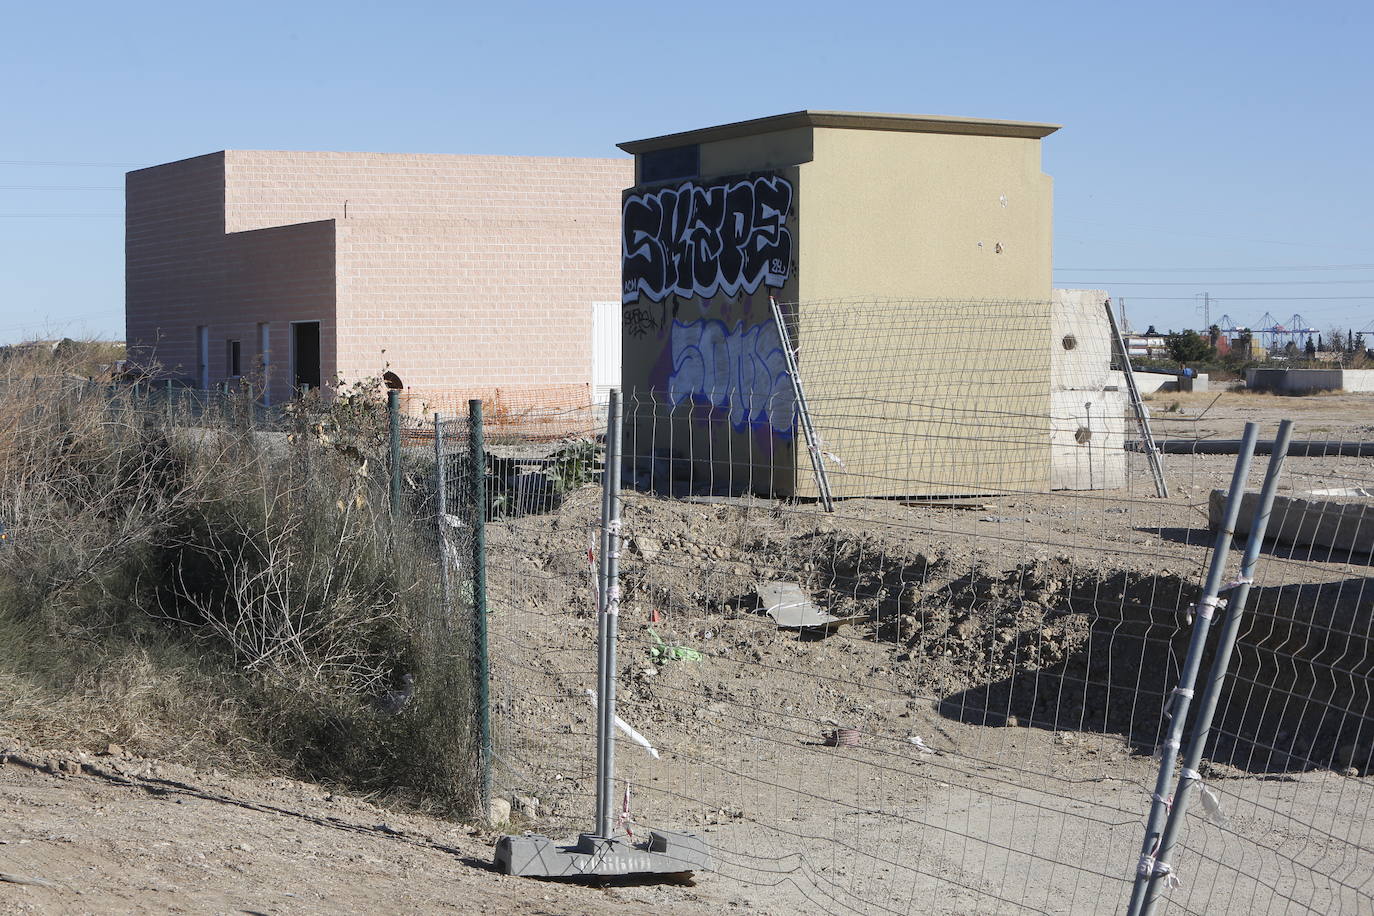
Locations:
622;175;793;305
666;318;795;436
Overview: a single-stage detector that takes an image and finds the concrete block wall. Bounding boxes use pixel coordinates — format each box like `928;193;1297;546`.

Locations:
125;152;230;383
127;150;631;408
222;152;631;405
220;221;337;405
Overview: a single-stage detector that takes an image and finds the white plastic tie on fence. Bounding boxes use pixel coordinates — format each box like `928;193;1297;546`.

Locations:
606;584;621;617
586;689;660;759
1164;687;1195;719
1187;594;1226;624
1180;767;1202;782
1220;576;1254;591
823;451;846;468
1138;854;1180;886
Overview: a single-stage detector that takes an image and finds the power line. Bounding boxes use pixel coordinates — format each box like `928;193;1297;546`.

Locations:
1056;263;1374;272
1108;295;1374;301
1058;216;1370;252
0;213;122;218
0;185;122;191
1053;279;1374;286
0;160;146;167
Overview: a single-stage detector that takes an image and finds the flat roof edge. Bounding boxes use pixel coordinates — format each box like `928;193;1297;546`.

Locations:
618;110;1060;153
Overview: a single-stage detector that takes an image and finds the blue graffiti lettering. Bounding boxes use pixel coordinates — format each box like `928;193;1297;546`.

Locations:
666;319;795;436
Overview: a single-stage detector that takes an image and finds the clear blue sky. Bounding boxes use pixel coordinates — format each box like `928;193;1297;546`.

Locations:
2;0;1370;344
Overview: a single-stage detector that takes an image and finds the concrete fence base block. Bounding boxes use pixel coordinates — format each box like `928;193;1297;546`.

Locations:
494;830;712;878
1209;490;1374;561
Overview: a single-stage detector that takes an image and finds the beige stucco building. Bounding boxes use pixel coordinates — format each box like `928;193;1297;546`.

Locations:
617;110;1059;498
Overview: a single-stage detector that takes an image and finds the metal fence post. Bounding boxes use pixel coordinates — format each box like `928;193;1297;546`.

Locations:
1138;419;1295;913
594;389;623;839
1106;298;1169;498
388;389;401;517
434;413;451;625
1126;421;1259;916
468;399;491;816
771;296;834;511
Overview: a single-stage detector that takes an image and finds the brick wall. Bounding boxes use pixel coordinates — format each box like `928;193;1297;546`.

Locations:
125;153;337;404
125;152;228;381
221;221;337;404
127;150;630;408
226;152;631;405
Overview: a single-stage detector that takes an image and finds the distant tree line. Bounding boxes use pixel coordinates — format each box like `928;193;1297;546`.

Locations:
1130;324;1373;379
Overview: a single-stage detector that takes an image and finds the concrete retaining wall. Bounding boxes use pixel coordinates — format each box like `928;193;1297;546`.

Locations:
1210;490;1374;561
1341;369;1374;392
1246;368;1346;394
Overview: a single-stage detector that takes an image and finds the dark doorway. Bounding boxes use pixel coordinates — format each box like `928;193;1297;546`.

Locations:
292;321;321;393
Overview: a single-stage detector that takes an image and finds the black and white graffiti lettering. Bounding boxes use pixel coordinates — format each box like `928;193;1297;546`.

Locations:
623;307;657;339
622;175;793;305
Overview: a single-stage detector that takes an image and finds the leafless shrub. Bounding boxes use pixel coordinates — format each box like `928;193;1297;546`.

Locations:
0;354;476;811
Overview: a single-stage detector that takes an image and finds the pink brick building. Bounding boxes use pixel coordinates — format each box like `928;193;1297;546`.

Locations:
125;150;632;409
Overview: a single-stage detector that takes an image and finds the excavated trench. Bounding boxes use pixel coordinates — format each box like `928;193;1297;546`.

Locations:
613;524;1374;776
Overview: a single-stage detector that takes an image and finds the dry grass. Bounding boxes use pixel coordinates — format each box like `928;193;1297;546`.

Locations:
0;346;480;813
1143;389;1374;410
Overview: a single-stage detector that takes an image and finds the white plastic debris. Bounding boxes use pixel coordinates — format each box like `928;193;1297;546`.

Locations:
908;736;936;755
1199;784;1228;828
586;690;661;759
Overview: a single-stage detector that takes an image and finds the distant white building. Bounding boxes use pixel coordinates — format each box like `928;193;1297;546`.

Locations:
1123;334;1168;359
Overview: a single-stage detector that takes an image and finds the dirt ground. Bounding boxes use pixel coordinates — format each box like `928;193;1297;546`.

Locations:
479;390;1374;914
3;390;1371;915
0;741;723;915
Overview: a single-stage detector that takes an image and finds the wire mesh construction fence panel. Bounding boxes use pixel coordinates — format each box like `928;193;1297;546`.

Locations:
482;296;1373;914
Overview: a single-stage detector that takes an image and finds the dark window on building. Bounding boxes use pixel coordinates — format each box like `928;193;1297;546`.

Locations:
226;339;241;377
640;145;700;184
292;321;321;393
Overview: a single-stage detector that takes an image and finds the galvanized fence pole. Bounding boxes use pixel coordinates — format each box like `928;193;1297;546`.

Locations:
468;399;492;816
594;390;623;839
388;389;402;517
1106;297;1169;498
434;413;452;625
1126;421;1259;915
770;296;834;511
1138;419;1295;913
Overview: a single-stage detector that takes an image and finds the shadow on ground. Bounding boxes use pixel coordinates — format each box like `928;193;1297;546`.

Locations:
937;571;1374;775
